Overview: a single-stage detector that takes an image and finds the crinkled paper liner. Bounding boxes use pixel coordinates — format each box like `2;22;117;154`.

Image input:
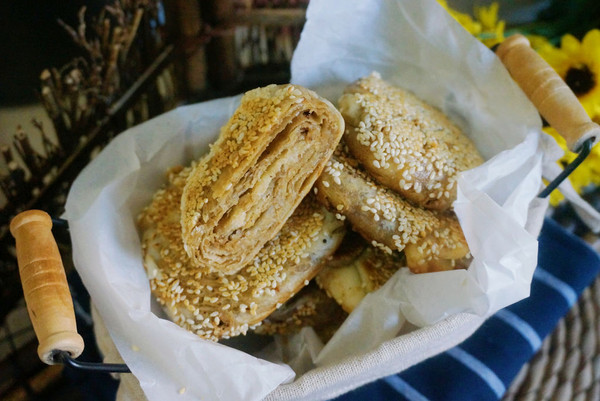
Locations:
64;0;599;400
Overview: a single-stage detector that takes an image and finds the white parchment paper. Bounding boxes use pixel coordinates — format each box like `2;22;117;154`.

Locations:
63;0;578;399
290;0;556;363
66;100;296;401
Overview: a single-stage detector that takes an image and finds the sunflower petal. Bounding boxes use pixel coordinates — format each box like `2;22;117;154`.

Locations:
582;29;600;67
582;29;600;51
561;34;582;58
537;44;571;76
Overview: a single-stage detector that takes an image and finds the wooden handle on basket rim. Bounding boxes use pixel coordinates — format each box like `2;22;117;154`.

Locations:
9;210;84;365
496;34;600;152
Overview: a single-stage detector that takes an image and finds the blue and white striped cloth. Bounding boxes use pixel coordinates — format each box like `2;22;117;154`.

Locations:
335;218;600;401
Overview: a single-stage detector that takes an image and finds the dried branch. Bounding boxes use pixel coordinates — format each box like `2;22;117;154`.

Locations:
121;8;144;62
37;0;170;153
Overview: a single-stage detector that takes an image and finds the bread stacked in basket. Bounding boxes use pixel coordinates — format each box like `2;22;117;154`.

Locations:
138;74;484;342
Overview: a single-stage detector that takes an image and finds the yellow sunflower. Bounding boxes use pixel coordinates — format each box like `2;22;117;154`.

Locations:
537;29;600;117
544;126;600;206
547;180;566;207
436;1;505;47
526;34;554;52
437;0;482;36
473;2;505;47
435;3;600;204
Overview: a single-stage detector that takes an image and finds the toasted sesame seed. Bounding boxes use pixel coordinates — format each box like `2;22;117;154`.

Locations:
140;157;344;342
339;73;483;209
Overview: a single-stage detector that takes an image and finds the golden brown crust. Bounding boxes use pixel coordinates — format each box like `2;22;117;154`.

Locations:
314;147;470;274
315;234;404;313
254;283;347;343
339;72;483;211
404;228;472;273
180;84;345;275
138;166;346;341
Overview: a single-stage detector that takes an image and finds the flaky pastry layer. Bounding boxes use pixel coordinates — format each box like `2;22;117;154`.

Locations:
254;283;347;343
181;84;344;274
316;234;404;313
139;166;345;341
314;147;470;274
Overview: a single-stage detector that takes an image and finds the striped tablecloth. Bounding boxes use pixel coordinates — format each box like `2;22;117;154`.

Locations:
335;217;600;401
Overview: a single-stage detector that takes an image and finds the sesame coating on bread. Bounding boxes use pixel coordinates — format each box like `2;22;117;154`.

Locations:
314;146;470;274
339;72;483;211
139;166;345;341
180;84;345;275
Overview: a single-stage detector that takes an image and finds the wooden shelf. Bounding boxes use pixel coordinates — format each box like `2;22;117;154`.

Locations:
230;9;306;26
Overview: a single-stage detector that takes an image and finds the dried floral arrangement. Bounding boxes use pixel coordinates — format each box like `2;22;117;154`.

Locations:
0;0;319;330
1;1;175;215
0;0;177;321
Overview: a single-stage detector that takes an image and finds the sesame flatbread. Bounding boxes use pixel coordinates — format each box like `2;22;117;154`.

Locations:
314;148;470;274
181;84;345;274
339;72;483;211
138;166;345;341
316;233;404;313
254;282;347;343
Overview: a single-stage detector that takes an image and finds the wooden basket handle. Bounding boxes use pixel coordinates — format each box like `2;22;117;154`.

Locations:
496;34;600;152
9;210;84;365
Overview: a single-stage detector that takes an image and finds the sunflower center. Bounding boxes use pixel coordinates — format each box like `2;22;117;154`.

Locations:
565;64;596;96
